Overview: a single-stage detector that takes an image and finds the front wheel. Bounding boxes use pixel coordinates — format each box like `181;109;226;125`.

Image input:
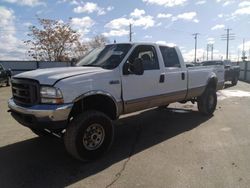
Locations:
197;88;217;116
64;111;114;161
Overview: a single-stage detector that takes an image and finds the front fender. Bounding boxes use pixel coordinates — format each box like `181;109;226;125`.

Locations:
73;90;122;118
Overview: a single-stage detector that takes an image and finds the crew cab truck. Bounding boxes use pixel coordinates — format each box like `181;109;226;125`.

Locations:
8;43;224;161
0;64;11;87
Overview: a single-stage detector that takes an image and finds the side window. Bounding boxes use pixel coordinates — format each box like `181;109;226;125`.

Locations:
128;45;159;70
160;46;181;68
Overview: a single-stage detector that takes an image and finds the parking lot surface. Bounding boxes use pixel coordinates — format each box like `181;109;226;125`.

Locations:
0;82;250;188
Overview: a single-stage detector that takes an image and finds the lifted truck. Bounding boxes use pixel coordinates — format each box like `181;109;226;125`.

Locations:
8;42;224;161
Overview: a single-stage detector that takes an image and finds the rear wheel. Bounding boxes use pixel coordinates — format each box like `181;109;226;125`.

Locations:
64;111;114;161
197;88;217;116
231;76;238;86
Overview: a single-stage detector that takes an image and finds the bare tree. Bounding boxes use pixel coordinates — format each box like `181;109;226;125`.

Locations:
25;18;80;61
25;18;110;62
71;41;90;60
72;35;110;61
89;35;109;49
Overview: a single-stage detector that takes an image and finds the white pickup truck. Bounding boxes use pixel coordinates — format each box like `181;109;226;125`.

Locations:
8;42;224;161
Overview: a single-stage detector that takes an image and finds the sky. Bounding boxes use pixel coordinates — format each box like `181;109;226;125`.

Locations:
0;0;250;62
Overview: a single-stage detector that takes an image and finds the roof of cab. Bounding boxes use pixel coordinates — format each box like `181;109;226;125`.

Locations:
108;42;177;47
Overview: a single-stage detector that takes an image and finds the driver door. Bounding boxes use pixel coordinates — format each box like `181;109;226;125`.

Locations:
121;45;166;113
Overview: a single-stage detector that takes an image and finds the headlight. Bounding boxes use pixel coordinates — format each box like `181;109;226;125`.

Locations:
40;86;64;104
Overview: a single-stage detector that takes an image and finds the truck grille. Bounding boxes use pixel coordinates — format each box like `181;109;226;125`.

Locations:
11;79;40;106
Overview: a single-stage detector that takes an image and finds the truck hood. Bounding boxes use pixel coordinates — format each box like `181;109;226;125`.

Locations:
14;66;106;85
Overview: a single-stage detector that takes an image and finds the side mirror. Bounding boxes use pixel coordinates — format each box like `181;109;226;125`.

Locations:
123;58;144;75
132;58;144;75
123;63;130;75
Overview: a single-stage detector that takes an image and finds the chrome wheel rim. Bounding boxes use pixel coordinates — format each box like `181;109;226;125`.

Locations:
83;124;105;150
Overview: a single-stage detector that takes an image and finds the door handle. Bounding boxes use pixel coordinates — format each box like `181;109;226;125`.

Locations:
159;74;165;83
181;72;185;80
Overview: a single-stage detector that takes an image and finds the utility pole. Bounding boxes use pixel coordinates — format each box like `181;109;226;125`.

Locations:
206;44;214;60
249;48;250;61
193;33;199;63
237;48;240;62
242;38;247;61
211;44;214;60
226;29;230;60
129;23;132;42
221;28;235;60
207;44;209;60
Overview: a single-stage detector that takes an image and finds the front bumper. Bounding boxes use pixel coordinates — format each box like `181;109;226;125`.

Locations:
8;98;73;131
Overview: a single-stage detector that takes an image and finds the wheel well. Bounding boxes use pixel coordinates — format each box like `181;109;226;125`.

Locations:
207;77;217;90
69;95;117;121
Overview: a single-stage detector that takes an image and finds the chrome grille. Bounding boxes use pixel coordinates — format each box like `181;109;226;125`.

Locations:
11;79;40;106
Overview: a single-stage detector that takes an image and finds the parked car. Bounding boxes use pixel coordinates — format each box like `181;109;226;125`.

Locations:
201;60;240;85
8;42;224;161
0;64;11;87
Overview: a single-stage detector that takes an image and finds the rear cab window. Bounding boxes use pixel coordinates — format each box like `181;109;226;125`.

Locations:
159;46;181;68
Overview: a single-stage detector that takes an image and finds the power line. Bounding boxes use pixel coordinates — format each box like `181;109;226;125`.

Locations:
193;33;199;63
221;28;235;60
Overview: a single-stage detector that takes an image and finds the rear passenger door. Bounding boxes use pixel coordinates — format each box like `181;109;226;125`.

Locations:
159;46;187;102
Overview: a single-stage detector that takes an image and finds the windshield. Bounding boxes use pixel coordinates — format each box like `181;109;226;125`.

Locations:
76;44;132;69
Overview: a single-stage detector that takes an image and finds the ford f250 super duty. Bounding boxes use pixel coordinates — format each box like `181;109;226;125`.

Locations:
8;42;224;161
